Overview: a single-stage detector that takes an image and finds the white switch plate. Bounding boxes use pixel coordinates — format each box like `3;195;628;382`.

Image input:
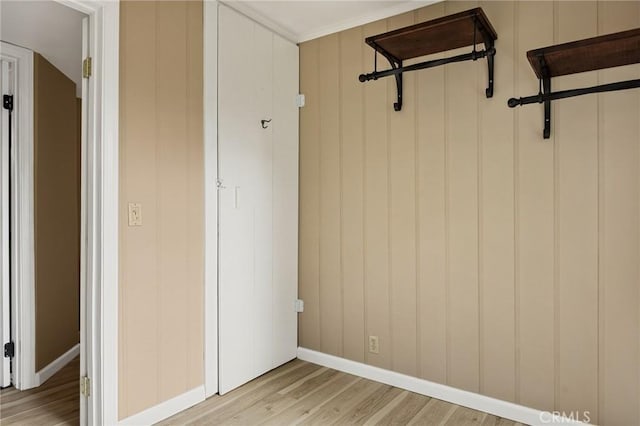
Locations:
128;203;142;226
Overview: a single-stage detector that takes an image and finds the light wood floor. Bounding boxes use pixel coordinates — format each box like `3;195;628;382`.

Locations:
0;357;525;425
0;357;79;425
159;360;524;426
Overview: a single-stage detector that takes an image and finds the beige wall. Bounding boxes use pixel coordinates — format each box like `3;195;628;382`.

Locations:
298;1;640;425
33;53;80;372
119;0;204;419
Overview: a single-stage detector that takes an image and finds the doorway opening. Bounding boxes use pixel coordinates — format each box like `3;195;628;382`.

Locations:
1;0;87;423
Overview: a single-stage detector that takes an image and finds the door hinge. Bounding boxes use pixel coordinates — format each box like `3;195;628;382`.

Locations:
3;342;14;358
295;299;304;313
80;376;91;397
296;94;305;108
82;57;92;78
3;95;13;111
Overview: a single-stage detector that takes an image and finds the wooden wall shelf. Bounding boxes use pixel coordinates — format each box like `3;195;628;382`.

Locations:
509;28;640;139
358;8;498;111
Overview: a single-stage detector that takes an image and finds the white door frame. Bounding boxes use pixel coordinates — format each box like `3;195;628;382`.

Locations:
0;41;35;391
204;0;219;399
0;58;8;389
0;53;18;390
4;1;119;424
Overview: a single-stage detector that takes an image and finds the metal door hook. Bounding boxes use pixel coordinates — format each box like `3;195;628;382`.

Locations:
261;119;272;129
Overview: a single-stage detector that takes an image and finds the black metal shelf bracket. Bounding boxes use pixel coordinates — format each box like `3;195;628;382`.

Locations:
539;56;552;139
363;44;404;111
359;18;496;111
507;56;553;138
472;15;496;98
508;55;640;139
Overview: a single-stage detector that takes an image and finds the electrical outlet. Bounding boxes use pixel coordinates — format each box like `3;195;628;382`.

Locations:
368;335;379;354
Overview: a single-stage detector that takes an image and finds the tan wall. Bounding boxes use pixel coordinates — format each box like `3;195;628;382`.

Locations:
33;53;80;372
298;1;640;424
119;0;204;419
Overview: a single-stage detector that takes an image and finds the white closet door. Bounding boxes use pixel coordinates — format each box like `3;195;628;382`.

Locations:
218;4;299;395
218;5;258;394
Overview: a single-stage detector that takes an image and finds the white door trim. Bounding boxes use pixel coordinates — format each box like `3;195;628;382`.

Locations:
0;41;35;391
52;1;120;425
203;0;219;399
79;14;90;425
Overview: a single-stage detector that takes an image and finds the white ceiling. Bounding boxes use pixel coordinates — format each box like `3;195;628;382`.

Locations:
226;0;440;43
1;0;86;97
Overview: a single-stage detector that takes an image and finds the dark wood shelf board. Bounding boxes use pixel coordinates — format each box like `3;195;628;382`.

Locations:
527;28;640;78
364;7;497;62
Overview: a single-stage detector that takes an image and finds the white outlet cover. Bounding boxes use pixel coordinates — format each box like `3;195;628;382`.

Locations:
368;336;379;354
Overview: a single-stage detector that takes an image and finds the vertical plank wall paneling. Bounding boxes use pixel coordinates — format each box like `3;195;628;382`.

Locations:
120;1;158;416
339;26;366;363
477;0;515;403
119;0;203;419
318;33;343;357
515;1;555;412
415;2;447;385
598;2;640;425
444;0;480;393
185;0;205;392
298;1;640;424
363;18;393;369
388;10;418;378
555;1;599;418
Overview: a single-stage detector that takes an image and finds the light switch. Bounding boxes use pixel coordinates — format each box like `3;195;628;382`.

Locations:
128;203;142;226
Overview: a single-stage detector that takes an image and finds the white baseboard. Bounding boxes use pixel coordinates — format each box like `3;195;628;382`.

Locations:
34;343;80;386
297;347;588;426
119;385;205;426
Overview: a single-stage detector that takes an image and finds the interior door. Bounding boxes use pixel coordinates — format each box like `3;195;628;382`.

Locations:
0;58;12;388
218;4;299;394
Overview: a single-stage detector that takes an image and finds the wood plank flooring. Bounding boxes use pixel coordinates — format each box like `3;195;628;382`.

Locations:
0;357;79;425
159;360;524;426
0;357;525;425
